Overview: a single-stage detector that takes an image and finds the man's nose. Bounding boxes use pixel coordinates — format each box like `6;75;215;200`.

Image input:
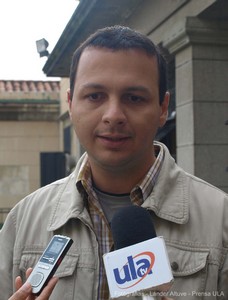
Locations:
101;99;127;126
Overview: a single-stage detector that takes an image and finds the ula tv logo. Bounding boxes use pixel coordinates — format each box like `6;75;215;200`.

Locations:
113;251;155;289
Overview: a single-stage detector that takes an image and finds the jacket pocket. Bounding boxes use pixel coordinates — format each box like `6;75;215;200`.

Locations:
19;250;79;279
166;244;210;299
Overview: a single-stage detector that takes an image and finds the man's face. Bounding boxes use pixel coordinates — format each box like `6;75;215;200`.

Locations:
68;47;169;173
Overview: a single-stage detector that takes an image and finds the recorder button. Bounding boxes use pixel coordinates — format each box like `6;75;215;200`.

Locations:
30;273;44;287
38;263;50;270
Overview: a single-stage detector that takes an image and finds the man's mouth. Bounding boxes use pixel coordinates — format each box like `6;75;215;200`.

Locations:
100;135;130;141
97;134;131;148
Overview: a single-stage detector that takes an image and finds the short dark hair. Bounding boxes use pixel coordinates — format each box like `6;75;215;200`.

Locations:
69;25;167;104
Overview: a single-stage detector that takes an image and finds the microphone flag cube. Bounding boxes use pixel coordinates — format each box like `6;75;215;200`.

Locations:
103;236;173;298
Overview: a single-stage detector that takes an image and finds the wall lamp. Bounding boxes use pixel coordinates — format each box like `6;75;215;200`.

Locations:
36;38;49;57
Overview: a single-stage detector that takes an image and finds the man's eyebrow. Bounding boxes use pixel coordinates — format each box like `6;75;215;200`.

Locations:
80;83;106;90
79;83;151;95
125;86;151;95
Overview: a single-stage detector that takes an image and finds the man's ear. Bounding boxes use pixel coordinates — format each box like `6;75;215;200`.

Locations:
67;89;72;119
159;91;170;128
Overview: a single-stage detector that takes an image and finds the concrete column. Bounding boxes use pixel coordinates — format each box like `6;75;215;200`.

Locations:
165;17;228;192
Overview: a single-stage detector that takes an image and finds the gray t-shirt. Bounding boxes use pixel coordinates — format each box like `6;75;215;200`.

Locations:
94;186;132;224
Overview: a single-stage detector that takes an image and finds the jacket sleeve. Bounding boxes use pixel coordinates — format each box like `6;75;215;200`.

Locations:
218;194;228;299
0;209;17;300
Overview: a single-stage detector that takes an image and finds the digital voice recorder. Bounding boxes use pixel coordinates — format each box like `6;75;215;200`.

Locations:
26;235;73;295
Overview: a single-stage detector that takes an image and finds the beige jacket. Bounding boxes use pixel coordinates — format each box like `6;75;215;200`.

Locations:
0;143;227;300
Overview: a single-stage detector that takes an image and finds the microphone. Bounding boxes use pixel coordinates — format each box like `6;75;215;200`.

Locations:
103;205;173;299
111;205;157;250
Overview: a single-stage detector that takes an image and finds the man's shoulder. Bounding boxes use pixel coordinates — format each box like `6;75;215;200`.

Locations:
186;171;227;194
13;172;76;213
31;173;72;196
184;171;228;208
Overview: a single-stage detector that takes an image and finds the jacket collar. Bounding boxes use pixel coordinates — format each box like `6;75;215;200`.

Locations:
142;142;189;224
47;154;93;231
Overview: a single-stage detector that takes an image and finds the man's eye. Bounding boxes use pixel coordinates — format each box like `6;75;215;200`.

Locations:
127;94;144;103
87;93;103;101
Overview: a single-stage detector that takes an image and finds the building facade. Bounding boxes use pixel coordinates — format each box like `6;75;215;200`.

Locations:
0;80;61;225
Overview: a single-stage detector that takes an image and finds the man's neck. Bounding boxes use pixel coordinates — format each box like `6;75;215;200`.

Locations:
89;159;155;195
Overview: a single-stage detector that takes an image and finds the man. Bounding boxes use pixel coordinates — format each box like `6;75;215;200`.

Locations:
2;26;228;300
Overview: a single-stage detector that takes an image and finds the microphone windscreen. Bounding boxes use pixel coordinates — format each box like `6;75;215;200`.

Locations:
111;205;156;250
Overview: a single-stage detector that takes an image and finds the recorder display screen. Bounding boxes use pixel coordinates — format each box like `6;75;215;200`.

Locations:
40;239;65;264
49;241;64;254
